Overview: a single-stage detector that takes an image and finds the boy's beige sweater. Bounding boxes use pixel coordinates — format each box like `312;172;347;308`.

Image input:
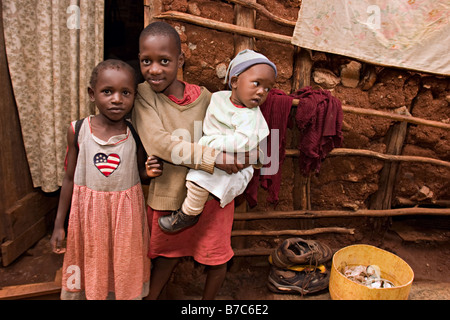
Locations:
132;81;217;211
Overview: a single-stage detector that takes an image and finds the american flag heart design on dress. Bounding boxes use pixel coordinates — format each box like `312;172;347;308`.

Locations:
94;153;121;177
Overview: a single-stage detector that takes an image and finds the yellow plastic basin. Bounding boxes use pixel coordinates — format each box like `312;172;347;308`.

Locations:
329;244;414;300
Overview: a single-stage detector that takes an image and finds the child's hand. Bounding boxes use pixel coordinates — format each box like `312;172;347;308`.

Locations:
215;151;249;174
146;155;163;178
50;228;66;254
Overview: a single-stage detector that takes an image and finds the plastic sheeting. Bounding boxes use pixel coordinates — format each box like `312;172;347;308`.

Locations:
291;0;450;76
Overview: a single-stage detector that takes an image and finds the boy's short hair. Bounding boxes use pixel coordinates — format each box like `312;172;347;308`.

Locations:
90;59;138;90
140;21;181;54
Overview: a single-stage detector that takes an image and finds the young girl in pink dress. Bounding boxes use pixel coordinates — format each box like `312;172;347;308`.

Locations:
50;59;163;300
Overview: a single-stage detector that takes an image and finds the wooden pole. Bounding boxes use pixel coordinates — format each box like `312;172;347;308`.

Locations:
339;105;450;130
144;0;162;27
231;227;355;236
155;11;292;44
284;148;450;169
291;48;313;213
292;100;450;131
230;1;256;270
370;120;407;210
234;2;255;52
234;207;450;220
233;247;273;256
225;0;296;27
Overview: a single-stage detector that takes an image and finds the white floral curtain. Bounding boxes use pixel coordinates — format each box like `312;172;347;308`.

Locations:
2;0;104;192
292;0;450;76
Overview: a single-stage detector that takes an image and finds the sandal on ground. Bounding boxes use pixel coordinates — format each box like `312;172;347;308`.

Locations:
270;237;332;268
267;265;330;295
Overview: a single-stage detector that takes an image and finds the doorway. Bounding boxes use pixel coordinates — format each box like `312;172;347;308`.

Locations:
104;0;144;82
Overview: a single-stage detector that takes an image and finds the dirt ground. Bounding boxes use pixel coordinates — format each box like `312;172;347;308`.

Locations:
1;219;449;300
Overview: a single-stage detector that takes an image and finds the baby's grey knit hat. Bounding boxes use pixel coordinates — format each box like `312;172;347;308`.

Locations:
225;49;277;88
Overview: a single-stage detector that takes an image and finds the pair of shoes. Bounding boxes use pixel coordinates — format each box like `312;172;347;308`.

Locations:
158;209;200;233
267;238;333;295
267;264;330;295
270;237;332;268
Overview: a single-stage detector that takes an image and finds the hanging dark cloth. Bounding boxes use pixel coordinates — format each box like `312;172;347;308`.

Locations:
244;89;293;207
293;86;344;176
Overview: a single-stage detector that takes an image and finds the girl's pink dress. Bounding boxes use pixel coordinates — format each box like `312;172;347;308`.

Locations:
61;116;150;300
